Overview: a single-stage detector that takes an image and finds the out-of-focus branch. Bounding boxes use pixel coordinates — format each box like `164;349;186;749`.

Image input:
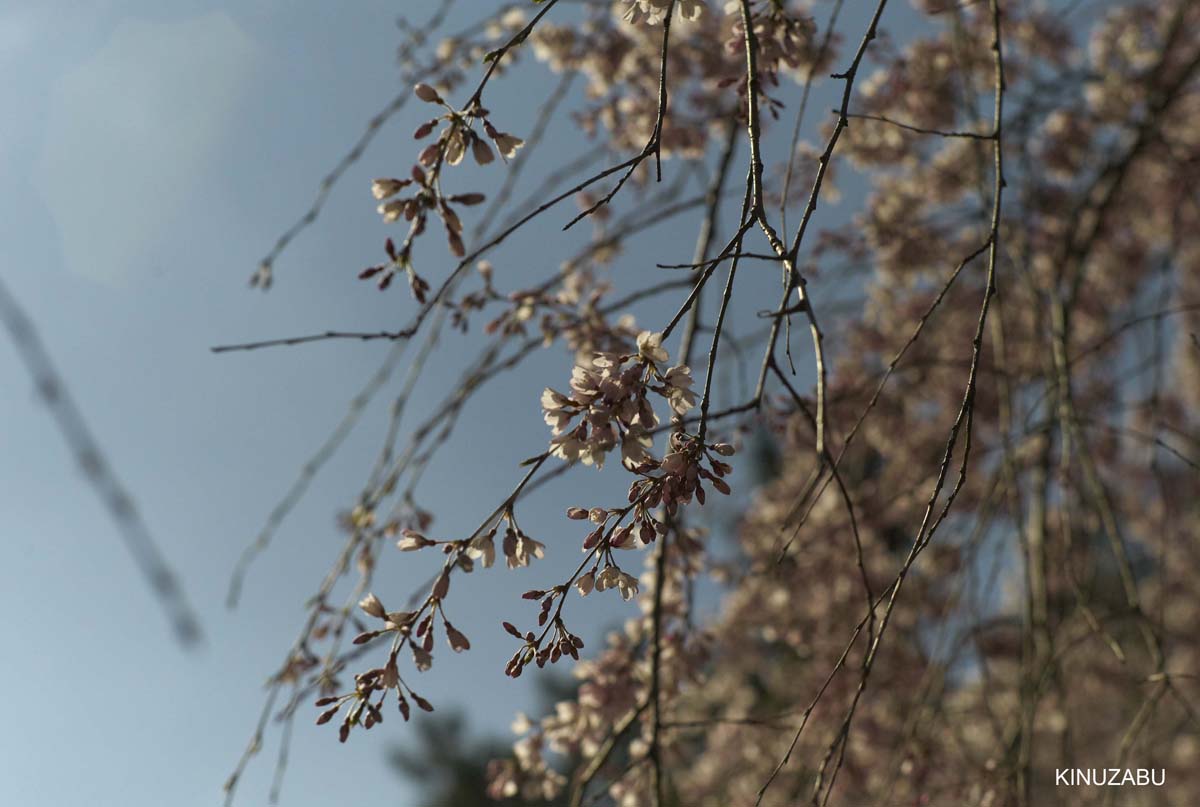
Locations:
0;275;202;646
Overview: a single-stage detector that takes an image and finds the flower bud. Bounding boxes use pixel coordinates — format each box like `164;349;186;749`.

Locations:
358;593;386;619
413;83;441;103
432;571;450;599
397;530;434;551
413;119;437;139
472;137;495;165
371;178;407;200
446;623;471;652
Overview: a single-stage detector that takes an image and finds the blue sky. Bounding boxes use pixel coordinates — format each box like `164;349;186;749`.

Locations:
0;1;894;805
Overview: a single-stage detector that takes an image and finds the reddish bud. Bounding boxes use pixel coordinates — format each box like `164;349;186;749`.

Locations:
419;143;440;166
413;119;438;139
582;527;603;550
413;83;441;103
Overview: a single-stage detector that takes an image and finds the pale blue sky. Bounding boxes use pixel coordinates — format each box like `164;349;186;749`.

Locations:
0;1;897;805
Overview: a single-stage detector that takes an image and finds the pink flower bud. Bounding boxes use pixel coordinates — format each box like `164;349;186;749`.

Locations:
413;119;438;139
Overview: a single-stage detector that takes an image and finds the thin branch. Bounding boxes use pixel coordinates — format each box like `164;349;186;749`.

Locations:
248;0;458;289
843;110;996;139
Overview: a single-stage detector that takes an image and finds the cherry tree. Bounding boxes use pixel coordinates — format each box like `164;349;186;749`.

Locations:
220;1;1200;805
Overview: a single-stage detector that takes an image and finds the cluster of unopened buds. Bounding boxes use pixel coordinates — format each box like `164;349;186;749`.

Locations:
311;593;439;743
360;82;524;292
497;430;733;676
313;496;559;730
638;430;735;513
502;610;585;678
574;433;734;579
407;82;523;174
541;330;697;468
397;511;546;572
358;236;434;298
